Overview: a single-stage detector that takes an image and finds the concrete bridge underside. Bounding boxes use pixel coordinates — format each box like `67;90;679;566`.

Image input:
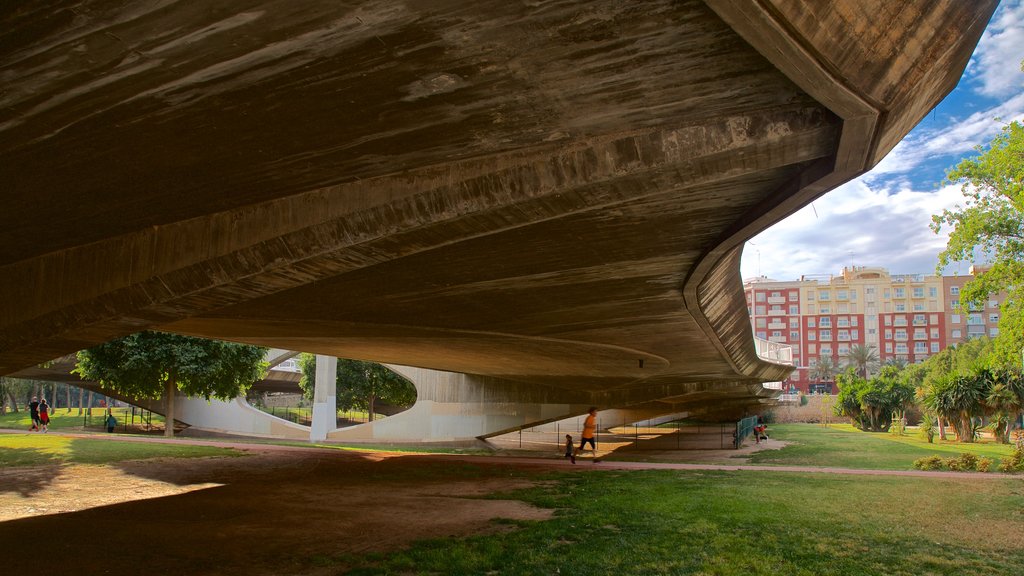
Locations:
0;1;995;438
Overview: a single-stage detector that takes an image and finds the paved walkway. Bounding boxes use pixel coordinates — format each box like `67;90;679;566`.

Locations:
4;428;1020;480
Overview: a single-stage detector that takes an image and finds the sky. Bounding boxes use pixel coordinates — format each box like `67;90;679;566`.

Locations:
740;1;1024;282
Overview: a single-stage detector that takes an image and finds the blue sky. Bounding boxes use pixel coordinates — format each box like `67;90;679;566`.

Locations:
741;1;1024;281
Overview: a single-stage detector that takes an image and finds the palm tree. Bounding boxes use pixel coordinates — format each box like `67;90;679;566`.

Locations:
810;355;837;390
843;344;879;378
985;369;1024;443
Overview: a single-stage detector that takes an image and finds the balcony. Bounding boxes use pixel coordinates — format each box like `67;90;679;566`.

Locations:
913;332;928;340
767;296;786;304
768;309;786;316
768;336;787;343
768;321;786;329
912;319;926;326
893;319;908;326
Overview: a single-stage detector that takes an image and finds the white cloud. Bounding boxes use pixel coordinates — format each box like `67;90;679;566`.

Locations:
741;180;966;281
968;0;1024;98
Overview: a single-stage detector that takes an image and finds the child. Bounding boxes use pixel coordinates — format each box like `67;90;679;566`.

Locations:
564;434;576;464
38;398;50;432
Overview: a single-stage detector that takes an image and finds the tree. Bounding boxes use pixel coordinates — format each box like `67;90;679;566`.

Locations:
984;369;1024;443
810;355;837;386
922;369;993;443
834;365;915;432
932;120;1024;367
74;332;267;437
298;355;416;421
843;344;880;378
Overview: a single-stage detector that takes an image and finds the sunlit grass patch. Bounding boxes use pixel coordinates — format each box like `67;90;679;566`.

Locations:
0;434;242;467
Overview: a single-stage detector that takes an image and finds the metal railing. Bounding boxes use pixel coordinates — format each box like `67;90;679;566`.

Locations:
735;416;759;448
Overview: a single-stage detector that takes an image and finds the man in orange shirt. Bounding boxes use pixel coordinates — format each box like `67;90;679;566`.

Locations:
578;407;599;460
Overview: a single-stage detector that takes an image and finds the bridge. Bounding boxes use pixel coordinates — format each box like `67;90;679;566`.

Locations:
0;1;996;440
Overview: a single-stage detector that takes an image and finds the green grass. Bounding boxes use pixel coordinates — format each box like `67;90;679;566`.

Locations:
749;424;1017;470
330;469;1024;575
0;407;165;432
0;434;242;467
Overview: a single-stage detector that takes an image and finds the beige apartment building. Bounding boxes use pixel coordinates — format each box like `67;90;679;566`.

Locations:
745;265;1003;393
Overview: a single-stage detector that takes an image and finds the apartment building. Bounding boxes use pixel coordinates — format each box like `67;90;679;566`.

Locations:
745;266;972;393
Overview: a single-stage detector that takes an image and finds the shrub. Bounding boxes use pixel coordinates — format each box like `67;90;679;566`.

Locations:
977;457;993;473
998;446;1024;473
913;455;944;471
799;395;808;406
944;453;978;472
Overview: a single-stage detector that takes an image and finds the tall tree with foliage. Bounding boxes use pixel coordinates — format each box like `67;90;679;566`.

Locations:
843;344;880;378
75;332;267;437
984;369;1024;444
299;354;416;421
932;120;1024;367
810;355;837;386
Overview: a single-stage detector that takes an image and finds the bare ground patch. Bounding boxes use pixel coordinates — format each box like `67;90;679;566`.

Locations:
0;449;553;575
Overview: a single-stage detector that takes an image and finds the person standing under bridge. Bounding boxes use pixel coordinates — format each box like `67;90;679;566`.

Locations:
578;407;599;462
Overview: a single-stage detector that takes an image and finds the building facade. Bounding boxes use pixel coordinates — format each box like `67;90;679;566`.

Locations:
745;266;1003;394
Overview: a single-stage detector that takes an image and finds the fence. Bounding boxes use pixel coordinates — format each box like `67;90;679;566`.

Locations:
491;418;743;453
81;406;159;433
734;416;759;448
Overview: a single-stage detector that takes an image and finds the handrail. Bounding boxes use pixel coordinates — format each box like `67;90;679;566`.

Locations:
752;336;794;366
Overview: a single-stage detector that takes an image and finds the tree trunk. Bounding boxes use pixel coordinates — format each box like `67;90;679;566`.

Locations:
6;390;18;412
86;391;94;416
65;384;71;413
368;395;376;423
165;379;176;438
51;382;57;408
78;387;84;416
937;416;947;440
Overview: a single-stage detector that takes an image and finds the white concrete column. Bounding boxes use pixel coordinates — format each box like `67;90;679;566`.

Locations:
310;354;337;442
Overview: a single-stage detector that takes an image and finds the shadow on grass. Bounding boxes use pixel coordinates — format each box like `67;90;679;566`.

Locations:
0;446;62;496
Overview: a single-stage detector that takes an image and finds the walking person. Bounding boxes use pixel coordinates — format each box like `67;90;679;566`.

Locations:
28;396;40;431
578;407;600;462
564;434;576;464
38;398;51;432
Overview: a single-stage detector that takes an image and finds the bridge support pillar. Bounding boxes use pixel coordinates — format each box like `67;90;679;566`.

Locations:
310;354;337;442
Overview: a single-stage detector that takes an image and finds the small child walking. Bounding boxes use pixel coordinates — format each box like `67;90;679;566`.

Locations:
564;434;576;464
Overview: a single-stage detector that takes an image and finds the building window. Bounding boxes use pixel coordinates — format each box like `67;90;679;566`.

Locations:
914;342;927;353
820;329;832;341
807;318;816;327
808;304;816;314
885;343;893;353
989;300;999;309
789;292;799;302
884;330;892;339
771;331;782;338
838;290;848;300
756;318;766;328
755;306;766;315
883;316;891;326
789;305;799;314
952;329;962;338
913;303;925;311
820;347;832;356
896;343;908;354
755;292;766;302
895;287;905;298
931;342;939;353
837;317;850;328
929;287;937;297
808;331;816;341
789;318;799;328
838;345;850;356
929;314;938;324
851;317;859;327
756;331;766;339
838;330;849;341
930;329;938;339
820;317;832;328
990;314;999;323
819;290;831;301
808;344;816;354
951;314;961;324
790;331;800;340
968;314;983;325
950;286;960;296
820;306;831;314
990;327;1000;337
895;303;906;312
866;287;875;295
884;289;891;299
913;287;924;298
850;290;857;300
806;291;815;301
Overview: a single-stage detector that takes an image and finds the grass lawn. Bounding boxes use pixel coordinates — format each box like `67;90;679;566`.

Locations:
335;469;1024;575
749;424;1017;470
0;434;242;467
0;407;165;432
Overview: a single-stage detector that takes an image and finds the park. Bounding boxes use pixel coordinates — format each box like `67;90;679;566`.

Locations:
3;1;1024;574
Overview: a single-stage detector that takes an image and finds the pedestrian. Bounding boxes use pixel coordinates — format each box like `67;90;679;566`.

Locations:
38;398;51;432
28;396;40;431
106;411;118;433
578;407;599;462
564;434;576;464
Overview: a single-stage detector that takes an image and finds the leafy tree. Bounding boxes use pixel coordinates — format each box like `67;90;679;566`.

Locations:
834;365;915;432
932;120;1024;367
74;332;267;437
298;354;417;421
843;344;879;378
922;369;993;443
